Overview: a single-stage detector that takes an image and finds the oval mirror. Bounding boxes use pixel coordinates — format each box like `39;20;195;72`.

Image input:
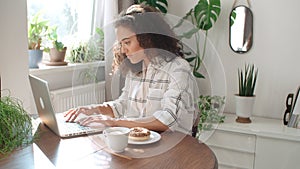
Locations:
229;6;253;53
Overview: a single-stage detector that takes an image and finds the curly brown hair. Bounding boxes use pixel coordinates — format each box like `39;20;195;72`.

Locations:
112;4;183;75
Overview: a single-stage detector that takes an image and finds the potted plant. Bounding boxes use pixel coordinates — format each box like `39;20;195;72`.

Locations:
235;63;258;123
67;27;104;63
172;0;221;78
68;42;88;63
44;26;67;66
0;91;36;157
28;12;50;68
193;95;225;141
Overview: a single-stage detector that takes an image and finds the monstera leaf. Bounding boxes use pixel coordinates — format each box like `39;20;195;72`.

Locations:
137;0;168;13
194;0;221;30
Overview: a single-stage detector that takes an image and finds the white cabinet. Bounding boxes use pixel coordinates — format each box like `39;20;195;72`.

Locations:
255;136;300;169
206;130;256;169
205;113;300;169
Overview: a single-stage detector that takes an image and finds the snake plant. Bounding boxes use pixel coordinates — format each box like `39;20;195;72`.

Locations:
238;64;258;96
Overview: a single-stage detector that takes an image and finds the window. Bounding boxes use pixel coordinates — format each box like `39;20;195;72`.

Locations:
27;0;109;65
27;0;95;47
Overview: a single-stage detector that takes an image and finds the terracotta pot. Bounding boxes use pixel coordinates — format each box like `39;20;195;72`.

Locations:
235;95;256;123
49;47;67;62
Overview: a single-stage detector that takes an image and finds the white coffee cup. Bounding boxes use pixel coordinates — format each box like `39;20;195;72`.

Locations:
103;127;130;152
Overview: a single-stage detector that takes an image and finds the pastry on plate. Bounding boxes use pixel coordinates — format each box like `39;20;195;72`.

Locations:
129;127;151;141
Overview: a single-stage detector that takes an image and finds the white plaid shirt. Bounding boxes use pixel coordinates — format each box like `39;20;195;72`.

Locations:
105;57;198;133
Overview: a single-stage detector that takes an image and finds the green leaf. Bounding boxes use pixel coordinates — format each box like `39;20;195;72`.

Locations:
138;0;168;13
194;0;221;30
96;27;104;41
155;3;167;13
193;71;205;79
54;41;65;51
185;56;196;62
158;0;168;7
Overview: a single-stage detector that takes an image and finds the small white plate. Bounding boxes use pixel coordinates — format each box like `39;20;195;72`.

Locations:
128;131;161;145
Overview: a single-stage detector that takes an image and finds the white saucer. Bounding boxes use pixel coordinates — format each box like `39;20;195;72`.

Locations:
128;131;161;145
44;61;68;66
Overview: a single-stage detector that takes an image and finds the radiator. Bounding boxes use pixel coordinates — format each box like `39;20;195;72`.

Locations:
50;81;106;112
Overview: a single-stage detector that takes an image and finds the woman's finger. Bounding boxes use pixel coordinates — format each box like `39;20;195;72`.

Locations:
64;108;76;117
79;116;98;126
80;115;116;127
65;108;79;122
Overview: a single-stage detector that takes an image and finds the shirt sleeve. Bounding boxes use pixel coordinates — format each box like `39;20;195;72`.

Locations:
153;58;198;133
103;74;131;118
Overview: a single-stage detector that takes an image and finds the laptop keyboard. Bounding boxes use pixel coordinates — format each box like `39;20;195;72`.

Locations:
55;113;97;135
61;122;91;133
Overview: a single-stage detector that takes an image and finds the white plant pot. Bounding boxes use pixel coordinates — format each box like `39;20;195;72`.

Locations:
235;95;256;123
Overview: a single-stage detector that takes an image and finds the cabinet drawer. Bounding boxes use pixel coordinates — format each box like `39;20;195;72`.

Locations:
206;130;256;153
210;145;254;169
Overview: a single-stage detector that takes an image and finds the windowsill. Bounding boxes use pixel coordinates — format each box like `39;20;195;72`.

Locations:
30;60;106;76
29;60;106;91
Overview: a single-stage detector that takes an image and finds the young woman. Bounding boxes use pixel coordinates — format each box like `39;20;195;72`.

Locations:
65;4;198;134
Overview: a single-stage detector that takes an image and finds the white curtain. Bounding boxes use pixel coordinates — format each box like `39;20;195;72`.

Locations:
93;0;118;101
93;0;134;101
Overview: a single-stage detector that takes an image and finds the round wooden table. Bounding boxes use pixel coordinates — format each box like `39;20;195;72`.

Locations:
0;124;218;169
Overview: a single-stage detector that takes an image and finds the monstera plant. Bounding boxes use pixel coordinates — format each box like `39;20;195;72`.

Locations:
172;0;224;138
134;0;221;77
134;0;168;13
173;0;221;78
134;0;224;138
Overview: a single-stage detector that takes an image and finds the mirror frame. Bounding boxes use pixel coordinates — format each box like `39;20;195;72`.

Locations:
229;5;253;54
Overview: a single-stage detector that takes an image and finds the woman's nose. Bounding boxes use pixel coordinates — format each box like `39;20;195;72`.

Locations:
120;45;127;54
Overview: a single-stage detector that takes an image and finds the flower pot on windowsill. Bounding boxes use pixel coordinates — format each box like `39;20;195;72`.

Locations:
28;49;43;68
45;28;68;66
46;47;68;66
235;94;256;123
28;12;50;69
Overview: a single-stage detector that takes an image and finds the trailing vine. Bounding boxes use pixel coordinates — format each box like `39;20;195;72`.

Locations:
196;95;225;139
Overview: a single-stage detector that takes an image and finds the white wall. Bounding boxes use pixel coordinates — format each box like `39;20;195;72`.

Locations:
2;0;300;119
0;0;32;112
169;0;300;119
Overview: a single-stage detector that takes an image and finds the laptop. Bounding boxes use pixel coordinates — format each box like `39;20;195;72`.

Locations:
29;74;104;138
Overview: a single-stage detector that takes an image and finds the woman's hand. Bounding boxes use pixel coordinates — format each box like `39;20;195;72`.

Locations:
78;114;116;127
64;106;99;122
78;115;169;132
